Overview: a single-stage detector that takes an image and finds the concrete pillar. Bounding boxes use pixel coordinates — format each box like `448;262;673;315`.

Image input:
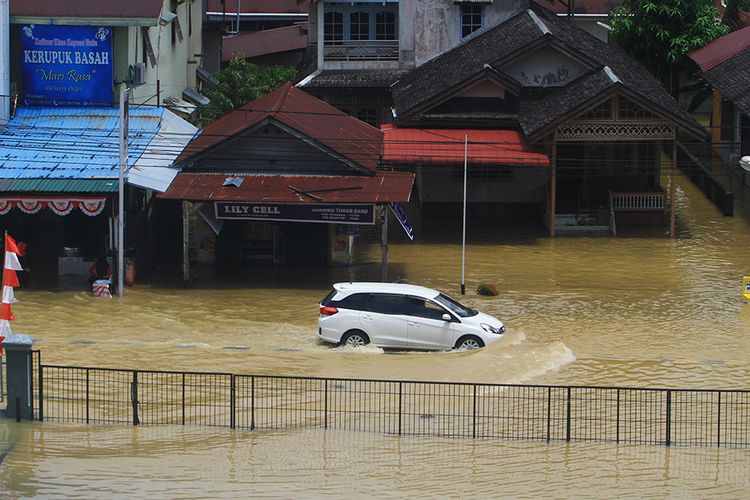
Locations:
2;334;35;421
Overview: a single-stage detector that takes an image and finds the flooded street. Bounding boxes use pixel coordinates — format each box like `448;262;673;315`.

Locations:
3;176;750;497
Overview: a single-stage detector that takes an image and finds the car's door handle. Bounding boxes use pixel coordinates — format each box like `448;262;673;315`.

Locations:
408;322;418;327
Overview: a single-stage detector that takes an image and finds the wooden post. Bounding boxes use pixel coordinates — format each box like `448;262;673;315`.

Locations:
550;138;557;238
182;200;190;285
670;139;676;238
380;204;388;282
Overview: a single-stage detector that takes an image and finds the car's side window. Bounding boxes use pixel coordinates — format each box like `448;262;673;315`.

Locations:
367;293;405;315
407;297;449;321
335;293;368;311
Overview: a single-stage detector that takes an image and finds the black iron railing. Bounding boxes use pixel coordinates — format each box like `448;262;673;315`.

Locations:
33;363;750;448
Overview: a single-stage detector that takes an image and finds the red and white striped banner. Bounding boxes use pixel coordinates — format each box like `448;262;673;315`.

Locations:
0;197;106;216
1;233;24;340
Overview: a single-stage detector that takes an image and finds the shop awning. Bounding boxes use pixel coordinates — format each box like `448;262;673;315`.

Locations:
382;127;550;167
0;107;198;193
159;172;415;203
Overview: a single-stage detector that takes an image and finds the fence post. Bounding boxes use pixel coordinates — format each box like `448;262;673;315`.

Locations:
181;373;185;426
716;391;721;448
37;352;43;422
546;387;551;443
566;387;571;442
1;334;35;421
616;389;620;444
131;371;140;426
665;390;671;446
398;382;403;436
230;374;235;430
324;379;328;430
250;376;255;430
472;384;477;439
86;368;90;424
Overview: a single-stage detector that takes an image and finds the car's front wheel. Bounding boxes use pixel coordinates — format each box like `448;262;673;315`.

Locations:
455;335;484;350
341;330;370;347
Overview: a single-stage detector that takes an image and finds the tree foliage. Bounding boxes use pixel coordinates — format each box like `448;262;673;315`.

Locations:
199;55;297;124
610;0;729;70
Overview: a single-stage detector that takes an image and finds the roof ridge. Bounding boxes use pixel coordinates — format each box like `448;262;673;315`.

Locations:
271;82;294;116
526;8;550;35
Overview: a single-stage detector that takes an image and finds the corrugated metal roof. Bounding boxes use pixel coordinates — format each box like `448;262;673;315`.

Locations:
179;83;383;174
689;26;750;72
532;0;620;15
159;172;414;203
207;0;309;15
222;23;308;62
0;179;118;193
10;0;163;20
382;127;550;167
0;107;198;191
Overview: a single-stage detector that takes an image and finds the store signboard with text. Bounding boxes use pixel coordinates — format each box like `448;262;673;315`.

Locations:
20;25;114;106
215;202;376;225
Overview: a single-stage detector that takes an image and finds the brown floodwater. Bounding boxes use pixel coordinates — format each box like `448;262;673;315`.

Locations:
2;176;750;497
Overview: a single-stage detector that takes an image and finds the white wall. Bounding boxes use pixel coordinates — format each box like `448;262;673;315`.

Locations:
122;0;202;106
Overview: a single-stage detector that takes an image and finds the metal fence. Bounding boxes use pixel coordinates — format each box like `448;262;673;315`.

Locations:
33;363;750;447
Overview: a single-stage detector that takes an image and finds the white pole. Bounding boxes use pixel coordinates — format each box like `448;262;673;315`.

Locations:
0;0;10;125
461;134;468;295
118;88;129;297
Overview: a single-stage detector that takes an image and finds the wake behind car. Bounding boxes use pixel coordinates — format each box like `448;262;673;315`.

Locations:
318;282;505;351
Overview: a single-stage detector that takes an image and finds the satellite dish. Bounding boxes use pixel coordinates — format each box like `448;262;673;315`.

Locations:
739;156;750;172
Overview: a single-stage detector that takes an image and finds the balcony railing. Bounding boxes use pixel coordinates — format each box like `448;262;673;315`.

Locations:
611;192;666;212
324;40;399;61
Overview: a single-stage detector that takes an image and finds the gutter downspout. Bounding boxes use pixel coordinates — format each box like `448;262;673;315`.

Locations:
0;0;9;126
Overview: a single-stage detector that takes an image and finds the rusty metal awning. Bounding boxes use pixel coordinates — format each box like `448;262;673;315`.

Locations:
159;172;415;204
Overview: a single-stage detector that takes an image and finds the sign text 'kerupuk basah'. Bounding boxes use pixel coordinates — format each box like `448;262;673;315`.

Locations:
20;25;114;107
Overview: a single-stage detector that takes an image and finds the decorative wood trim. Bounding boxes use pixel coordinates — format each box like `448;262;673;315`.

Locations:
556;121;674;141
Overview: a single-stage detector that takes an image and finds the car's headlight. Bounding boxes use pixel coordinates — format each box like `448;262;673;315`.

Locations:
481;323;504;334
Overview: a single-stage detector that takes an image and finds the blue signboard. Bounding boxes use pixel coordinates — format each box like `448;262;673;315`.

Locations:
20;25;114;107
215;202;376;225
389;202;414;240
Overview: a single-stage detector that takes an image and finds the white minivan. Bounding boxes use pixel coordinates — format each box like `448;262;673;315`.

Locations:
318;282;505;351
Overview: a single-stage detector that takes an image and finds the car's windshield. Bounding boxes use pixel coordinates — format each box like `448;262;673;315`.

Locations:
434;293;477;317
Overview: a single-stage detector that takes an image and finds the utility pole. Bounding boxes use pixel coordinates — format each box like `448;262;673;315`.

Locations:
0;0;10;126
461;134;468;295
118;88;130;297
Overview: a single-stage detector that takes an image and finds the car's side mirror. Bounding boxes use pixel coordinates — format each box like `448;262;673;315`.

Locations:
442;313;452;322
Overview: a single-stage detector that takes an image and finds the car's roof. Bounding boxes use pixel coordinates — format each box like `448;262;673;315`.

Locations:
332;282;441;299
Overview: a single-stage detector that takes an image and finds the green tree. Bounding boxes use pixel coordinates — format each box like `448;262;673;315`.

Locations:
199;55;297;124
610;0;729;94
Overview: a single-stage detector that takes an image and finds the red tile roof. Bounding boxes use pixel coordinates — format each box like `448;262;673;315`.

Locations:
207;0;308;14
181;83;383;173
222;23;308;62
10;0;163;19
689;26;750;72
532;0;620;15
159;172;414;203
382;127;550;167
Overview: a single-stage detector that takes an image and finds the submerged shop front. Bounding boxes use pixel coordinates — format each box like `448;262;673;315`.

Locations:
0;107;197;286
159;83;415;282
161;172;414;281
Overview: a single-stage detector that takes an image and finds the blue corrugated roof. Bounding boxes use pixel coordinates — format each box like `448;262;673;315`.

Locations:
0;107;164;181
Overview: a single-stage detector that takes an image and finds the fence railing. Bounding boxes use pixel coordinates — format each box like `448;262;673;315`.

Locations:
35;364;750;447
611;192;666;212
